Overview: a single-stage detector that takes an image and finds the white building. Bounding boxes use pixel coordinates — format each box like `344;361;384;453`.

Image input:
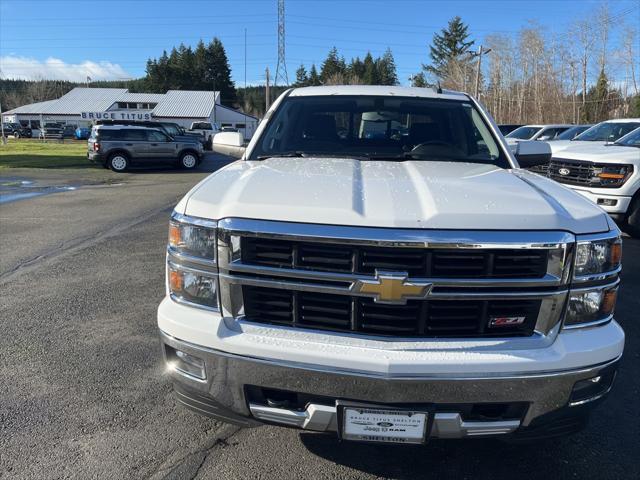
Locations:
2;87;259;138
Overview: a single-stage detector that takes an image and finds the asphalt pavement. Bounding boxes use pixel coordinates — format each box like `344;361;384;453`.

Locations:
1;155;638;479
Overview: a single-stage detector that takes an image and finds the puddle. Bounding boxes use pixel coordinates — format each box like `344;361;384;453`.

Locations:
0;177;79;204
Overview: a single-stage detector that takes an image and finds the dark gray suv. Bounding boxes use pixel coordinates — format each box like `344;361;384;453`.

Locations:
88;125;204;172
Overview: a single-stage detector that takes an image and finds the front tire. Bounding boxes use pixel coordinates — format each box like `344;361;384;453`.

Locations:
108;153;129;172
179;151;198;170
624;195;640;238
14;132;20;139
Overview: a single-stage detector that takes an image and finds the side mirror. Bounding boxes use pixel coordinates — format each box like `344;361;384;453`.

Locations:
514;140;552;169
212;131;245;158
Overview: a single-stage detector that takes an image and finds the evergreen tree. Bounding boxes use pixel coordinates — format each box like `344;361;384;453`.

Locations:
348;57;365;83
377;48;398;85
193;40;208;90
205;38;237;105
424;16;474;82
584;69;612;123
411;72;427;87
320;47;346;83
308;64;321;86
362;52;379;85
294;64;309;87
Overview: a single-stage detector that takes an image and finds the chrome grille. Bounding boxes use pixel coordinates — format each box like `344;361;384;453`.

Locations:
241;237;548;279
547;158;595;186
243;286;541;337
218;219;573;341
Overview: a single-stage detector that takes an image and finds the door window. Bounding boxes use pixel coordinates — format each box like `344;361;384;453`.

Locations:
146;130;168;142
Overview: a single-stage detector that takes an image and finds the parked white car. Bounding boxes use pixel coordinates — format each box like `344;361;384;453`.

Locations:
506;124;574;142
545;127;640;236
158;85;623;444
548;118;640;155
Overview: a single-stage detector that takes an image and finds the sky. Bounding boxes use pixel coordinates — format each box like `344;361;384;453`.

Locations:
0;0;638;87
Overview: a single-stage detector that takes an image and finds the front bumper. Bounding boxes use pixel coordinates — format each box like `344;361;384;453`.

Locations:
571;188;632;217
159;322;622;439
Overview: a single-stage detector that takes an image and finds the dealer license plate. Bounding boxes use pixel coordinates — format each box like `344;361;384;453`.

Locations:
341;407;428;444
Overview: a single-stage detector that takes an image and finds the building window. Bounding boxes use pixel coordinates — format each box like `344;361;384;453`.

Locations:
221;123;233;127
117;102;127;109
236;123;246;129
30;120;41;128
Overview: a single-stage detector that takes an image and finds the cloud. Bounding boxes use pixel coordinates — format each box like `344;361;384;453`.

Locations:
0;55;132;82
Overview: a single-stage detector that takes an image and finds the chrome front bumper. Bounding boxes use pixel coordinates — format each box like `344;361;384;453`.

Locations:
160;330;619;439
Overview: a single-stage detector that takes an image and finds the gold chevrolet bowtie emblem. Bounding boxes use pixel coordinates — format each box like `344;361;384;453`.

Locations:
351;271;433;304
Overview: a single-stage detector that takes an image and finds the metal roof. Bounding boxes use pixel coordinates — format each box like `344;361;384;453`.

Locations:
117;92;166;103
5;99;59;114
151;90;219;118
44;88;127;114
5;87;224;119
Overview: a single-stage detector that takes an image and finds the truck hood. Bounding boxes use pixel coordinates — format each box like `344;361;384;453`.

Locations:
549;140;607;154
552;143;640;163
183;158;609;233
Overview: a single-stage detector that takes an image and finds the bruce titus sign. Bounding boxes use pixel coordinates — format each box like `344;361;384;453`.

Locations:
81;112;152;121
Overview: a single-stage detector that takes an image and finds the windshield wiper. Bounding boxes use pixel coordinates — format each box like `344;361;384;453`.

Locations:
256;151;307;160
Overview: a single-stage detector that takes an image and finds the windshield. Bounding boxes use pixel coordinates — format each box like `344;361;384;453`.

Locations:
251;95;509;167
574;121;640;142
505;126;541;140
556;125;590;140
614;128;640;147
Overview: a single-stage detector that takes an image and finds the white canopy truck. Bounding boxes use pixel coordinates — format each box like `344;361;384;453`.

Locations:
159;86;624;444
188;121;220;149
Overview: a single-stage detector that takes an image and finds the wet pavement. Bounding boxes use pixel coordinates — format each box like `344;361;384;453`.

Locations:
0;177;80;204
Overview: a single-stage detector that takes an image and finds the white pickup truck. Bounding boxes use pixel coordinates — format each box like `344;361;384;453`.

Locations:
544;127;640;237
158;86;623;444
188;121;220;149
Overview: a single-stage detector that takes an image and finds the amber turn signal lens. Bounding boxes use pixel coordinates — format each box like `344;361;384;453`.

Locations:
598;173;625;179
610;242;622;266
169;269;183;292
169;223;181;247
601;289;617;315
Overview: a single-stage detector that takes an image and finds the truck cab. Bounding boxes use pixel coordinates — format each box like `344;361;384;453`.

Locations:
158;86;623;444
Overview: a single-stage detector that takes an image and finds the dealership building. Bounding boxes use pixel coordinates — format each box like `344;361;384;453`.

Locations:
2;87;259;137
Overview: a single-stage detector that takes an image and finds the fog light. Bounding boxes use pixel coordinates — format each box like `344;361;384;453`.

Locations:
165;345;206;380
597;198;618;207
569;368;616;406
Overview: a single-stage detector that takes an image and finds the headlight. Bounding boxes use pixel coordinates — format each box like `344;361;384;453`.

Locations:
564;284;618;328
574;234;621;278
168;263;218;309
167;212;218;310
169;213;216;261
592;164;633;188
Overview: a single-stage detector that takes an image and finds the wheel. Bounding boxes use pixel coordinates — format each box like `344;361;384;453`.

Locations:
108;153;129;172
14;132;20;139
179;151;198;170
624;195;640;238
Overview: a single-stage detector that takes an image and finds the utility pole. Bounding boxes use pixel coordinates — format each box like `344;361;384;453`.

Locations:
244;28;247;90
265;67;271;112
473;45;491;99
0;101;6;145
212;77;217;126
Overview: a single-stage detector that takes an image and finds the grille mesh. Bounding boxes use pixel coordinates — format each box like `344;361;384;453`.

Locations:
241;238;548;279
243;286;540;338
